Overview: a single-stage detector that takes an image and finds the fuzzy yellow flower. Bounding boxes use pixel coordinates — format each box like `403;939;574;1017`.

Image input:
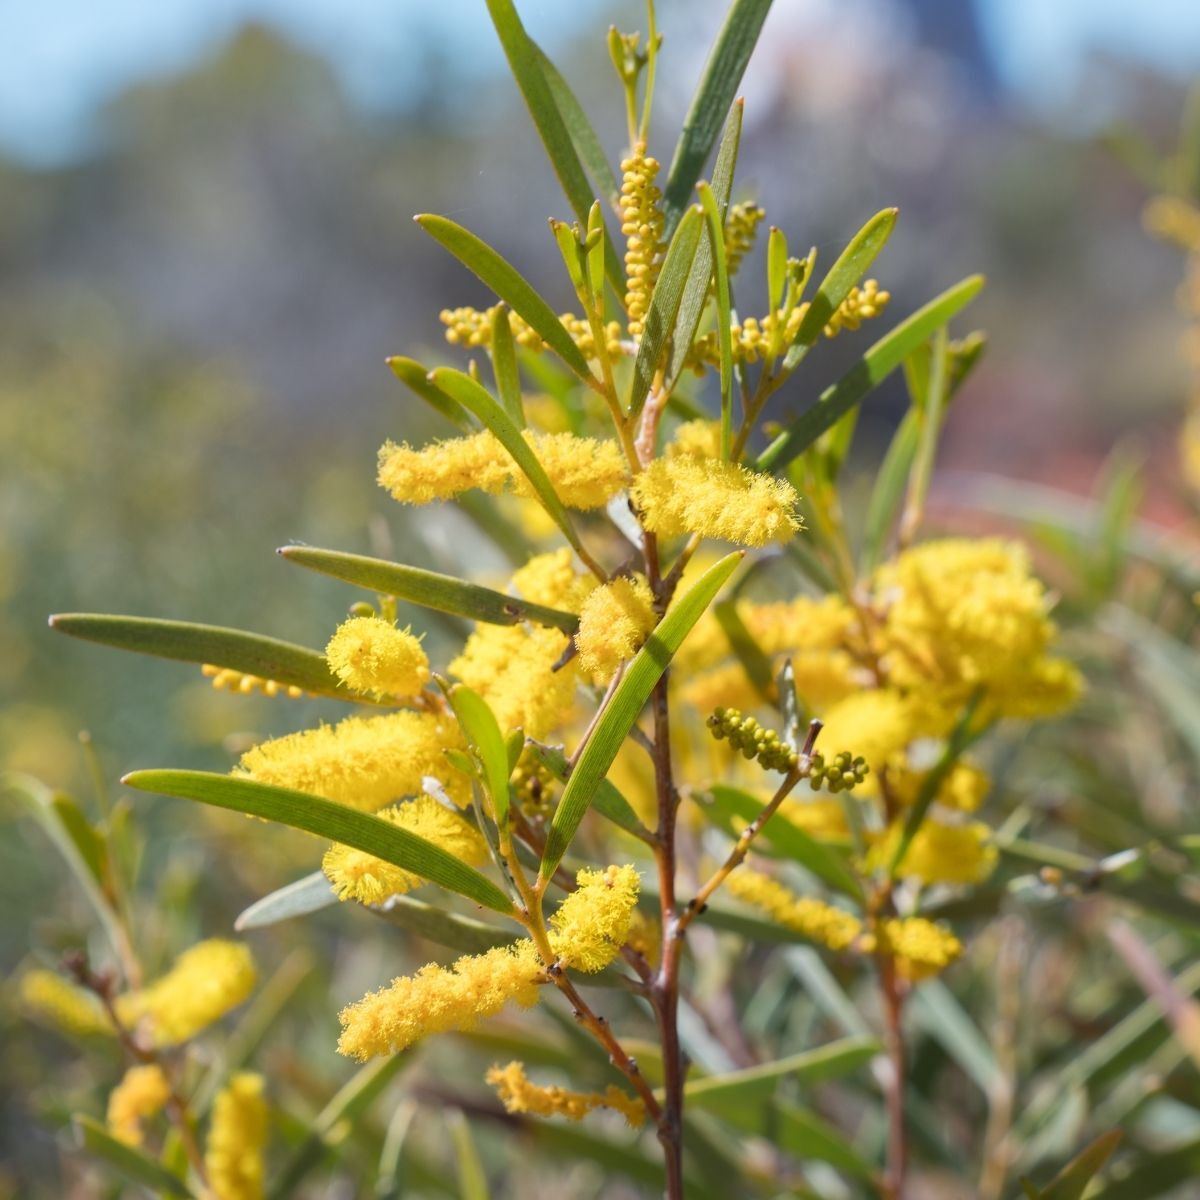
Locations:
632;456;801;546
549;865;641;972
19;969;114;1037
871;819;997;886
725;868;862;951
107;1064;170;1147
325;616;429;697
117;940;255;1047
323;796;488;904
511;548;596;614
871;917;963;982
206;1072;268;1200
337;941;543;1061
510;432;628;510
667;418;722;459
487;1061;645;1127
817;689;951;774
236;710;467;811
575;575;657;683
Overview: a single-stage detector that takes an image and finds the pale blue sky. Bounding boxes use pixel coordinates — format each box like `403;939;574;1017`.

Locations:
0;0;1198;165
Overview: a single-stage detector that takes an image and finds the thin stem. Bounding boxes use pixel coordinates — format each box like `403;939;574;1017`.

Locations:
877;942;908;1200
638;0;659;145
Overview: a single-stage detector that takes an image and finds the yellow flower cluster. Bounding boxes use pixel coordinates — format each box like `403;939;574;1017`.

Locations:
511;548;596;614
322;795;489;904
450;623;577;738
776;797;850;840
548;864;641;972
118;940;255;1047
870;917;963;982
869;819;997;886
205;1072;268;1200
822;279;891;337
575;575;657;683
378;430;628;510
19;969;114;1037
667;418;722;460
723;200;766;278
337;941;543;1061
725;868;863;951
876;538;1082;716
886;761;990;812
107;1064;170;1147
236;709;467;811
620;142;666;337
1144;195;1200;252
487;1060;645;1127
201;664;304;699
439;305;624;361
632;456;801;546
324;617;429;698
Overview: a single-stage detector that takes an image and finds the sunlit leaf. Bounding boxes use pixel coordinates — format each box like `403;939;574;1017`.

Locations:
387;355;473;431
449;685;511;830
235;871;336;931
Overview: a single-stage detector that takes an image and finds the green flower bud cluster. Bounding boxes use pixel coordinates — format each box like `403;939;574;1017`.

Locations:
512;753;557;820
806;750;869;793
706;708;799;772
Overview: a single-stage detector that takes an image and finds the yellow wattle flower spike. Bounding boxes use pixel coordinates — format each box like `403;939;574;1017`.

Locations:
325;616;429;698
205;1072;268;1200
107;1064;171;1148
724;868;863;952
487;1061;645;1127
116;940;255;1047
870;917;963;982
575;575;656;684
510;548;596;614
631;456;802;547
548;865;641;973
19;968;115;1037
322;795;489;904
871;819;997;886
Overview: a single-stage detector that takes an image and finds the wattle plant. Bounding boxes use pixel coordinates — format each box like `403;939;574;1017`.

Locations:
26;3;1135;1198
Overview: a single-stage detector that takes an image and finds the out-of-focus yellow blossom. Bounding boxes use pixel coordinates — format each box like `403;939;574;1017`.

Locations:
725;868;862;951
236;710;467;811
324;617;429;698
378;430;627;510
620;143;666;337
19;969;114;1037
887;761;990;812
201;664;304;699
487;1061;645;1127
625;909;660;968
450;624;576;738
205;1072;267;1200
776;797;850;840
742;594;860;657
117;940;255;1047
511;549;596;614
667;419;722;460
1143;195;1200;251
322;796;488;904
870;819;997;886
107;1064;170;1147
576;576;657;683
337;942;543;1060
679;661;763;714
876;538;1081;716
548;865;640;972
870;917;963;982
817;689;950;775
632;457;801;546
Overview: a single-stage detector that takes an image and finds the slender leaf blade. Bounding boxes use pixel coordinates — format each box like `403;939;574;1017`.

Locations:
416;214;594;382
122;771;513;913
73;1115;192;1197
235;871;336;930
1036;1131;1123;1200
755;274;985;473
858;408;919;572
49;613;353;702
697;182;735;458
541;553;742;876
490;306;525;426
449;685;511;829
387;356;473;431
527;741;651;841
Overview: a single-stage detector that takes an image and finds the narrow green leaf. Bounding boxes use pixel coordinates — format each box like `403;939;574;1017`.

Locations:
897;324;949;546
667;100;743;386
490;306;525;426
911;980;1001;1095
1035;1131;1123;1200
783;208;899;371
858;408;919;572
373;894;516;954
1090;1135;1200;1200
541;553;741;877
449;685;511;830
50;792;107;888
531;44;621;211
698;182;735;459
713;600;774;702
279;546;577;633
661;0;774;235
756;274;985;473
73;1115;192;1197
629;205;705;419
387;356;473;431
235;871;336;930
430;367;592;562
49;613;354;702
706;785;863;899
767;225;787;313
526;741;650;841
484;0;624;294
415;214;594;383
775;1101;875;1179
122;771;513;913
448;1110;490;1200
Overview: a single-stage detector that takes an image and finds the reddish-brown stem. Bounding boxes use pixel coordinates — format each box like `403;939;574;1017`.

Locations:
878;950;908;1200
